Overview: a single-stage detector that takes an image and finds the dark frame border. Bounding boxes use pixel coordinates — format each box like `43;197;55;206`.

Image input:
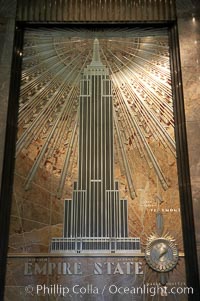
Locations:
0;21;199;300
0;25;24;301
169;22;200;299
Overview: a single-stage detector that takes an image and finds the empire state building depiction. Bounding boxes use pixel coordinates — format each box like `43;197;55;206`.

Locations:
51;39;140;254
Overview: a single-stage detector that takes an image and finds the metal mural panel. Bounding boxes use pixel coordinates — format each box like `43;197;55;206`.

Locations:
5;26;191;300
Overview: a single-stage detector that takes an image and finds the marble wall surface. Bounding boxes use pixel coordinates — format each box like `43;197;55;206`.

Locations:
176;0;200;271
0;1;17;298
0;0;17;192
0;1;199;299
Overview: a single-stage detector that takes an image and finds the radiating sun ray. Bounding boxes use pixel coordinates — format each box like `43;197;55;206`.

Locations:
17;27;175;199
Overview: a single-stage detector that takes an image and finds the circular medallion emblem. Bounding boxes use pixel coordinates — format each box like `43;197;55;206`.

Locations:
145;236;179;272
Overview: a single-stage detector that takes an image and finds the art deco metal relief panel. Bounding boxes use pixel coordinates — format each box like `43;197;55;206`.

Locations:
5;26;190;300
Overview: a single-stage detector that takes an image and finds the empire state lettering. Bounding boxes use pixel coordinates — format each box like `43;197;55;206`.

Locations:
24;260;143;275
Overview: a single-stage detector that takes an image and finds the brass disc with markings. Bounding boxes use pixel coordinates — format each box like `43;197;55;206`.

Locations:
145;236;179;272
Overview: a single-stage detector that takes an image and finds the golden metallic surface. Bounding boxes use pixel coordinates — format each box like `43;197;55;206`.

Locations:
18;27;174;199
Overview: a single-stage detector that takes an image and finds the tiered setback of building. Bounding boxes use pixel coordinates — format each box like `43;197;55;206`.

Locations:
51;39;140;253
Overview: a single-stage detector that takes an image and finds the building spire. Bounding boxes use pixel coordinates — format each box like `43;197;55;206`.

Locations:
90;38;103;66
